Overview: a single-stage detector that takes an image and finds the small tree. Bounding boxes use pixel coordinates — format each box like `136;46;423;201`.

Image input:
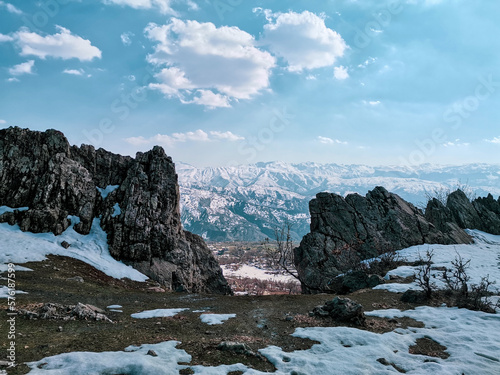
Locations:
265;222;299;280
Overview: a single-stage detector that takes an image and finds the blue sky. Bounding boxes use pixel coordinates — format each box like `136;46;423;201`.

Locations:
0;0;499;167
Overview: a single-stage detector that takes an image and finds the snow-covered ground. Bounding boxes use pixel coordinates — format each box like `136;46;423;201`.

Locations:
375;230;500;294
0;208;148;282
221;264;299;284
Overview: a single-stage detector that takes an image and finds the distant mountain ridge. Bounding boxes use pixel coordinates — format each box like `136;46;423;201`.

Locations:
177;162;500;242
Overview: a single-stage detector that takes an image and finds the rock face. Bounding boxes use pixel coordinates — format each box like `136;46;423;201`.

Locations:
295;187;472;293
0;127;231;294
426;190;500;235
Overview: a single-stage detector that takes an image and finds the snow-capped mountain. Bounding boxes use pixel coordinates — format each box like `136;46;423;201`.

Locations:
177;162;500;242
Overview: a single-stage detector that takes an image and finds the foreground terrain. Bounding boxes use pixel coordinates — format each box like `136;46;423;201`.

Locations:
2;229;500;374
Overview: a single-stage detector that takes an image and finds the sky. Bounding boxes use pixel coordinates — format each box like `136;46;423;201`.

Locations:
0;0;499;168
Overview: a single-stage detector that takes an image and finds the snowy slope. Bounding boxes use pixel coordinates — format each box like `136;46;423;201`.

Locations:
178;162;500;241
0;209;148;283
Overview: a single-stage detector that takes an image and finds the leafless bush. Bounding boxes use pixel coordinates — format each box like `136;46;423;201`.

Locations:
416;249;436;299
442;252;470;297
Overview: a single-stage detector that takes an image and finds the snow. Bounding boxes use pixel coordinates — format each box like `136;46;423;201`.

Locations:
0;215;148;282
96;185;119;199
0;264;32;272
26;341;192;375
374;230;500;294
111;203;121;217
0;285;27;298
200;313;236;325
222;264;299;284
0;205;29;215
106;305;122;309
131;308;189;319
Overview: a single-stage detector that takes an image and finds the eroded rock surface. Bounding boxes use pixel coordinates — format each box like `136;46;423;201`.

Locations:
0;127;231;294
295;187;473;293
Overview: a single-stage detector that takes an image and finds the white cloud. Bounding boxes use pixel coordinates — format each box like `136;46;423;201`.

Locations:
63;69;85;76
259;10;347;72
317;136;347;145
189;90;231;109
0;33;14;42
0;1;22;15
306;75;317;80
484;136;500;144
120;32;134;46
358;57;376;68
12;26;101;61
334;65;349;80
362;100;381;106
9;60;35;76
0;119;6;124
6;77;19;82
145;19;275;107
104;0;176;15
125;129;245;147
210;131;244;141
123;136;150;146
443;139;470;147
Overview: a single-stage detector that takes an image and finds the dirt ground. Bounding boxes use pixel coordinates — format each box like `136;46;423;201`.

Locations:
0;255;439;375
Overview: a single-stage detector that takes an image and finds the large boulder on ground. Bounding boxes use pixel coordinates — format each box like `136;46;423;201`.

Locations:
312;297;366;326
0;127;231;294
295;187;472;293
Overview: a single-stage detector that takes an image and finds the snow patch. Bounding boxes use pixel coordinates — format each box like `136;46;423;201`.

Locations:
200;313;236;325
131;308;189;319
111;203;121;217
0;215;148;282
96;185;119;199
0;205;29;215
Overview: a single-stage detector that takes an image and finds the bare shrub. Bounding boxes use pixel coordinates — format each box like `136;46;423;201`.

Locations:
415;249;436;300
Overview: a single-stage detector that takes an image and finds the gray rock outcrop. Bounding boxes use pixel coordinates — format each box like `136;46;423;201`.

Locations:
426;190;500;235
0;127;231;294
295;187;472;293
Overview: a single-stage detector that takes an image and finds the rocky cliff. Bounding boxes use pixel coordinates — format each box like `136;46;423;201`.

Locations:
0;127;231;294
294;186;474;293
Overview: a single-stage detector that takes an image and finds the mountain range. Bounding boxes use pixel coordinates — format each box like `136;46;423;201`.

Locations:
177;162;500;242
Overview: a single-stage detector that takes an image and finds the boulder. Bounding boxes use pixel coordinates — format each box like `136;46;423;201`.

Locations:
312;297;366;326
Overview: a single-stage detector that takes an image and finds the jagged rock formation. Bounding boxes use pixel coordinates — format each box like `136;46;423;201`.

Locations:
294;187;473;293
0;127;231;294
426;190;500;235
